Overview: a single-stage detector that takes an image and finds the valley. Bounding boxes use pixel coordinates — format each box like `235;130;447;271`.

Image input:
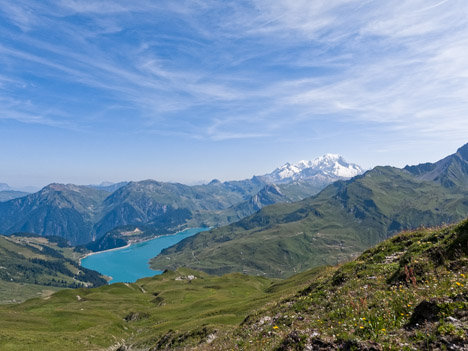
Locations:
0;154;364;304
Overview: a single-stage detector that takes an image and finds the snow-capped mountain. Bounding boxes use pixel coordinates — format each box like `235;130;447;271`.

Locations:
262;154;364;184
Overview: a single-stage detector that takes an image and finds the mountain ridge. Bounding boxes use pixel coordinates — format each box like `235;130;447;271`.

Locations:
151;143;468;278
404;143;468;188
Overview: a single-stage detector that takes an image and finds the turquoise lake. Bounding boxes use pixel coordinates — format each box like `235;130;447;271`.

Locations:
81;228;209;283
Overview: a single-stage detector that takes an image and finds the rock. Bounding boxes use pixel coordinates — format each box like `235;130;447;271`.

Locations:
446;316;464;329
124;311;149;322
259;316;272;326
406;300;441;329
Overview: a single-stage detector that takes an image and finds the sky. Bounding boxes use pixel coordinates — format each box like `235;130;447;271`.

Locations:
1;0;468;189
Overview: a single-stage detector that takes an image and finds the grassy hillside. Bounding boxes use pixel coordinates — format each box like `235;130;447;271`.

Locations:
0;281;62;305
0;267;325;351
0;234;107;303
206;181;324;224
152;166;468;278
208;218;468;350
0;219;466;350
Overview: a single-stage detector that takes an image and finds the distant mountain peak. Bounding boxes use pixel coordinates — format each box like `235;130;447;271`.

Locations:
85;181;129;193
457;142;468;160
405;142;468;188
316;153;340;160
44;183;81;192
262;154;364;184
0;183;12;191
98;181;115;187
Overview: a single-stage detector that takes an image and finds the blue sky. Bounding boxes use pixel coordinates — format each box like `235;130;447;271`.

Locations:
1;0;468;189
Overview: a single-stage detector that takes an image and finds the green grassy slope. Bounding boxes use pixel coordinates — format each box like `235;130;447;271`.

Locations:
0;234;106;303
0;281;62;304
209;218;468;351
152;166;468;278
0;267;324;351
205;181;324;224
0;219;465;350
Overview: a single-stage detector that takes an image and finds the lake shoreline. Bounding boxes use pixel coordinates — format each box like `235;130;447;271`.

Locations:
78;229;195;265
79;228;210;283
78;243;132;265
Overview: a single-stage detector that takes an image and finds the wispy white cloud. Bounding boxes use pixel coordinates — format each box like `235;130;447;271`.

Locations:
0;95;76;128
0;1;40;30
208;0;468;142
0;0;467;145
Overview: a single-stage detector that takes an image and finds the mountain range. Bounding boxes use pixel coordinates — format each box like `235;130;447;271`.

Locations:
0;183;30;202
151;143;468;277
0;155;362;245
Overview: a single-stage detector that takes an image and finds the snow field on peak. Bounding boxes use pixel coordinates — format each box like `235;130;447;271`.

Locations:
264;154;363;183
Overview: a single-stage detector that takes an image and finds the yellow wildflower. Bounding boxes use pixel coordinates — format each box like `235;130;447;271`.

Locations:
273;326;279;329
